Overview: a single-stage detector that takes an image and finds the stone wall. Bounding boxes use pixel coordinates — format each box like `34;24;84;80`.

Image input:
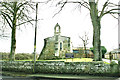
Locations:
1;61;33;73
0;61;119;76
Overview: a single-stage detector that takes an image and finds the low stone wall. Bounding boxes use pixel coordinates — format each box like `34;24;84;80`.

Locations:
0;61;119;76
1;61;33;73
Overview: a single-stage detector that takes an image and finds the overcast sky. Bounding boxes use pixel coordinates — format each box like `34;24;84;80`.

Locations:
0;0;119;54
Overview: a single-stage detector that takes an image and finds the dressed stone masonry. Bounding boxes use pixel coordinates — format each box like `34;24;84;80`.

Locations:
38;23;72;60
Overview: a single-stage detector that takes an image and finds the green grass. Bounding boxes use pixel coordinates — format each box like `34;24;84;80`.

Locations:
0;71;30;77
15;60;33;61
1;58;93;62
1;59;39;61
37;58;93;62
104;61;110;64
1;58;114;65
64;58;93;62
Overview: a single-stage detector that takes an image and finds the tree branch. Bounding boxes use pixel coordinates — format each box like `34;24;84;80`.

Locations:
110;13;118;19
101;8;120;17
17;2;28;12
79;36;85;42
108;2;119;7
16;19;35;26
66;1;90;10
1;11;13;23
1;13;12;28
99;0;109;19
53;0;67;17
53;0;90;17
1;2;14;14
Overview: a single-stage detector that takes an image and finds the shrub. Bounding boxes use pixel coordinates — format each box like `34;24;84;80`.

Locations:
110;61;118;68
15;53;33;60
0;52;9;60
110;61;117;65
0;52;37;60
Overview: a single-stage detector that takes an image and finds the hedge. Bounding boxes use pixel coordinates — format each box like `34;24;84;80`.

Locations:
0;52;37;60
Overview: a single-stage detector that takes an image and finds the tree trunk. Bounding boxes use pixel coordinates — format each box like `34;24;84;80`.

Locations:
9;25;16;61
9;2;17;61
89;1;102;61
84;44;87;58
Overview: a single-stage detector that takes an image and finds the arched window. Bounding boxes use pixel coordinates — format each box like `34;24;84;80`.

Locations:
60;42;62;50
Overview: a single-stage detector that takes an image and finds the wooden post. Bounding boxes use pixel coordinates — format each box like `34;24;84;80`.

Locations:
33;3;38;73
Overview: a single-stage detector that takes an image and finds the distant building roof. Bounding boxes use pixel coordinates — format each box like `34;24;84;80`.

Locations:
105;52;109;55
73;50;79;53
105;49;120;55
111;49;120;53
73;47;90;50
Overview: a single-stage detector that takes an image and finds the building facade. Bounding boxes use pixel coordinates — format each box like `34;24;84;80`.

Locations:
38;23;72;60
105;49;120;60
73;47;94;58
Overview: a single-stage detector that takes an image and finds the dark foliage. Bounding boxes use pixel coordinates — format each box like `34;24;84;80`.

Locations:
0;52;35;60
90;46;107;58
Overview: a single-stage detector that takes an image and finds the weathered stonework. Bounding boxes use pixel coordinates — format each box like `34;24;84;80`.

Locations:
38;23;72;60
1;61;119;77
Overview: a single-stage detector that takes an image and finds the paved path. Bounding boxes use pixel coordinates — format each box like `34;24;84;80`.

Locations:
102;58;118;64
28;74;120;80
1;73;120;80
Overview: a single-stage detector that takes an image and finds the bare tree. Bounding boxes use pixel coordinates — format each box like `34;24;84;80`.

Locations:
49;0;119;61
79;32;89;58
0;1;35;61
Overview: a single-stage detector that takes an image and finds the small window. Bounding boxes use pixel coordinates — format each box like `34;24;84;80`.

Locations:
60;43;62;50
54;42;58;48
56;26;59;32
55;43;58;45
68;43;70;47
55;48;58;50
68;38;70;47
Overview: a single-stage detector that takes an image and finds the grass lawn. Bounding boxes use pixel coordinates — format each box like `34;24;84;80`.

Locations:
1;58;93;62
37;58;93;62
13;58;111;64
1;58;111;64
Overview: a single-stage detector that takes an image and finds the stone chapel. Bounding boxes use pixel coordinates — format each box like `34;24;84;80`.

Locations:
38;23;72;60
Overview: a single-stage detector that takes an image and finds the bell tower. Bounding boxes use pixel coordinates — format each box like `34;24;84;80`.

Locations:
54;23;61;56
54;23;61;36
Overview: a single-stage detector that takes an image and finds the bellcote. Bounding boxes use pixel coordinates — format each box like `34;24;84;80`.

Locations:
54;23;61;35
